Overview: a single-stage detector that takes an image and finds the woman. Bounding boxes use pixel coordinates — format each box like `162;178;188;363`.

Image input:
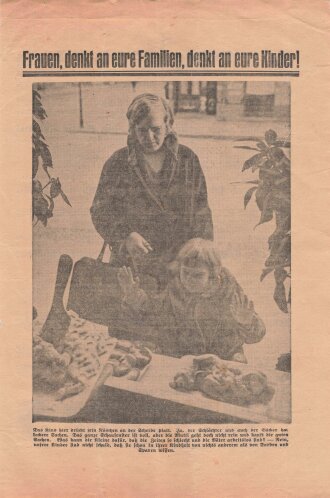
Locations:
91;93;213;285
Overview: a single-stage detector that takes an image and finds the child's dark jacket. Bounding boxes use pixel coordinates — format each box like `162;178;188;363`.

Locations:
123;267;266;359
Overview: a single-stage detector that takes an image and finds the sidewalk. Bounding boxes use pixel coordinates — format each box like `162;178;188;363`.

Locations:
41;86;290;142
174;112;290;141
71;112;290;142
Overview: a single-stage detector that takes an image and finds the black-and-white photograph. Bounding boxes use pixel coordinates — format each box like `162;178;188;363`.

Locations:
32;81;291;423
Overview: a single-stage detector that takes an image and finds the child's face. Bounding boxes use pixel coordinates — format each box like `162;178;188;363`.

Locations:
180;263;210;294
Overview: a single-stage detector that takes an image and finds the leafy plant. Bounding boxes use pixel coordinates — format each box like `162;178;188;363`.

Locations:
32;89;71;226
233;129;291;313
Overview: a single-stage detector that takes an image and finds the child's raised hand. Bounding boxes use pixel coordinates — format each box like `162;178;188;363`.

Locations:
229;292;255;327
118;266;140;296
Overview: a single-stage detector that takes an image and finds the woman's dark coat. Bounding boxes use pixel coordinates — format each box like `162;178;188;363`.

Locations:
91;135;214;270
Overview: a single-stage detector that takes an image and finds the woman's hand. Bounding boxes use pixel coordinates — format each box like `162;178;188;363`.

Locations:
125;232;153;258
229;293;255;327
118;266;140;297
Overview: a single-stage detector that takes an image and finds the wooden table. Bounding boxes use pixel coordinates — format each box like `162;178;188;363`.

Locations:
33;353;290;424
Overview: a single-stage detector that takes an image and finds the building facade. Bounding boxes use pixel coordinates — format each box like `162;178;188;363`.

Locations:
167;81;290;121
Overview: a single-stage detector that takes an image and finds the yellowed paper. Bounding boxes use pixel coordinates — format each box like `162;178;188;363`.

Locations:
0;1;330;497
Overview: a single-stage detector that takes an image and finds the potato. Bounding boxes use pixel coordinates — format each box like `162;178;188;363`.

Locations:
116;340;132;352
113;361;131;377
125;354;137;368
134;353;151;369
126;368;140;381
200;374;230;399
242;373;267;395
171;369;195;391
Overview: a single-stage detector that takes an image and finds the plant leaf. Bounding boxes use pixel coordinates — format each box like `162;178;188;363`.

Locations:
234;146;260;151
269;147;285;163
32;192;49;220
50;178;61;198
32;147;39;178
39;215;48;226
260;267;274;281
269;189;291;211
265;129;277;145
231;180;260;185
45;194;54;214
274;177;290;186
274;140;291;148
256;141;268;151
255;208;273;227
242;153;265;172
32;179;43;193
274;281;288;313
60;189;72;207
244;186;258;209
234;137;260;142
255;185;270;211
255;192;273;227
33;98;47;120
274;266;288;283
32;119;45;139
39;143;53;170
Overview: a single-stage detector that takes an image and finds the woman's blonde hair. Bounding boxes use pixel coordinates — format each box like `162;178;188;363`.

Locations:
126;93;174;138
175;238;222;279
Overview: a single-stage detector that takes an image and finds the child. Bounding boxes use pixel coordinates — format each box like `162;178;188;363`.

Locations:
117;238;266;363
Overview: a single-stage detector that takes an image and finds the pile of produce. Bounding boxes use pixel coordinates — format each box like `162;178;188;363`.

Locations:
105;339;151;381
170;354;275;406
33;313;152;401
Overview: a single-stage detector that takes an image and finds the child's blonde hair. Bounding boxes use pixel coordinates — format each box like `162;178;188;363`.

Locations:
175;238;222;280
